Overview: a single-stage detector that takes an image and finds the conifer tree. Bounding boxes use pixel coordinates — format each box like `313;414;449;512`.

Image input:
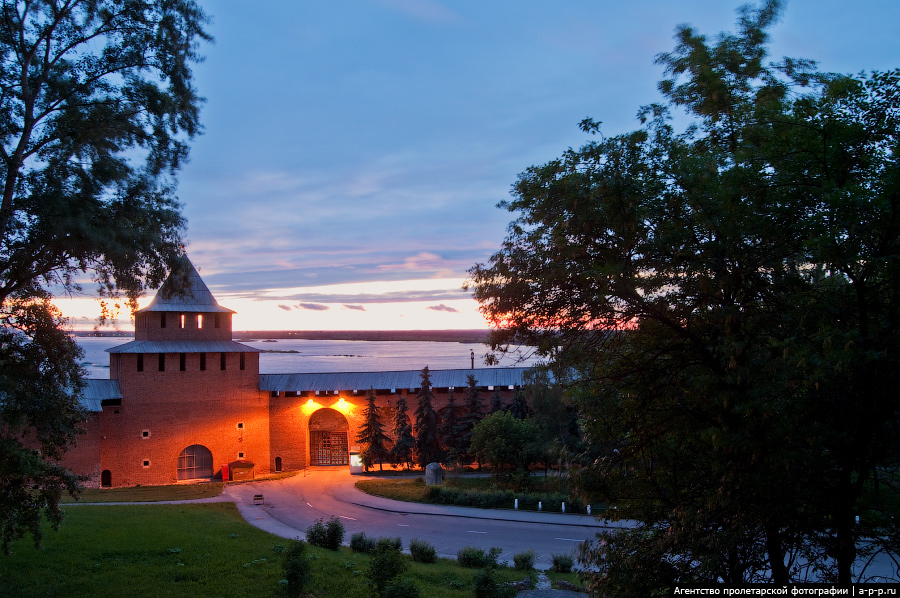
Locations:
413;366;443;467
458;374;485;460
489;386;504;414
440;389;463;462
357;388;390;471
509;389;530;420
389;396;415;470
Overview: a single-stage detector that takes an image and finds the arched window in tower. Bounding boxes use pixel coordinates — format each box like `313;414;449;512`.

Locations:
176;444;214;480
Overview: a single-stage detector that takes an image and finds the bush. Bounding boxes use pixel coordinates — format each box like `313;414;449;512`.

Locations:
376;536;403;553
305;516;344;550
282;539;311;597
472;568;516;598
383;577;420;598
368;544;408;597
351;531;378;553
409;538;437;563
512;549;535;571
457;545;502;569
550;553;574;573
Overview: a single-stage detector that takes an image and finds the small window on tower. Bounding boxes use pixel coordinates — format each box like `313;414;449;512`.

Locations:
237;422;244;429
160;312;166;328
220;352;226;370
238;452;245;459
200;352;206;371
137;353;144;372
141;430;150;439
179;313;185;329
158;353;165;372
197;314;203;328
240;352;245;370
142;460;151;468
179;353;186;371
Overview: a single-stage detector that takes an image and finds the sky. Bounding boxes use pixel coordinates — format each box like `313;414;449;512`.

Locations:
62;0;900;331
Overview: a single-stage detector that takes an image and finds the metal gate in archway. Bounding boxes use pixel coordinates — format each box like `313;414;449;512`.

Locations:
310;431;349;465
308;407;349;466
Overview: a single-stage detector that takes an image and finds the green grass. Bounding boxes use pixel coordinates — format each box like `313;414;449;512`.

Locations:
356;477;431;502
355;475;600;513
63;471;301;503
63;482;225;503
0;504;532;598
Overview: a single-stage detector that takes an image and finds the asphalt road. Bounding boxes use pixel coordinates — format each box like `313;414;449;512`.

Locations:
223;468;616;569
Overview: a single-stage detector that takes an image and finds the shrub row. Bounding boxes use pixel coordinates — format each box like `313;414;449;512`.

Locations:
349;532;437;564
425;485;590;513
457;545;503;569
351;532;402;554
287;532;575;597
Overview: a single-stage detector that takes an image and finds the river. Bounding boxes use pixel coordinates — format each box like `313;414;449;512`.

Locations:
74;335;540;378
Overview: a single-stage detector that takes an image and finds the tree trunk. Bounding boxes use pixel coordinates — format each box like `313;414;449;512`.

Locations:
765;523;790;584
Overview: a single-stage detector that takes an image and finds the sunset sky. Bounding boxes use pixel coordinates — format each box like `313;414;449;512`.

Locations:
62;0;900;331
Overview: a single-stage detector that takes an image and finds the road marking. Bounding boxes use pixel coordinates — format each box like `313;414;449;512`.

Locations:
339;516;356;521
306;502;314;508
554;538;582;542
467;531;487;534
397;524;409;527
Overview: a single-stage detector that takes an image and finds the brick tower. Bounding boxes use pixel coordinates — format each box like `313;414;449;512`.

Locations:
101;258;267;486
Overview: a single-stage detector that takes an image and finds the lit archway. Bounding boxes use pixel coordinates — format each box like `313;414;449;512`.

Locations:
308;408;349;466
177;444;213;480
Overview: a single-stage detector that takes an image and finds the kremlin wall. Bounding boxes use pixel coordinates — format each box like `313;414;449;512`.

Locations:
66;260;529;487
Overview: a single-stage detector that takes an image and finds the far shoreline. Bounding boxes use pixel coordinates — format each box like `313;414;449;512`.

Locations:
71;329;493;344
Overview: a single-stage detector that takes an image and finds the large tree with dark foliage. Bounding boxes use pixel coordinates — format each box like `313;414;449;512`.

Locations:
0;0;209;552
467;0;900;589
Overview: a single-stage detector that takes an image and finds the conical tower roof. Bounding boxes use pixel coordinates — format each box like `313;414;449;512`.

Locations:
137;257;234;314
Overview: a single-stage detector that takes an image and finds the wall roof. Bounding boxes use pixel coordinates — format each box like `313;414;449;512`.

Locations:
259;367;533;392
81;379;122;411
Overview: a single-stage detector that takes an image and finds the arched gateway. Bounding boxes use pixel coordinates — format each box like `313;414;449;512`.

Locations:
308;408;349;466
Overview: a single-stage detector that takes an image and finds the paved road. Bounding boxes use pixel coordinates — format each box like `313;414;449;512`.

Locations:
223;468;619;569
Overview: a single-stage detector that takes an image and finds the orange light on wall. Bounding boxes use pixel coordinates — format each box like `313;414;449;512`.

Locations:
332;398;354;415
302;398;323;416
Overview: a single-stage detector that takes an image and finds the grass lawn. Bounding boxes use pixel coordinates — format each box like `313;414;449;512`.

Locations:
63;482;225;503
355;474;590;510
356;477;432;502
0;503;541;598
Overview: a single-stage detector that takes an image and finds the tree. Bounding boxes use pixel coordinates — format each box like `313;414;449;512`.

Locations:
507;388;529;420
457;374;484;461
413;366;442;467
522;368;579;474
357;388;390;471
389;395;415;470
469;411;541;482
467;0;900;588
488;386;503;414
438;388;462;462
0;0;210;552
